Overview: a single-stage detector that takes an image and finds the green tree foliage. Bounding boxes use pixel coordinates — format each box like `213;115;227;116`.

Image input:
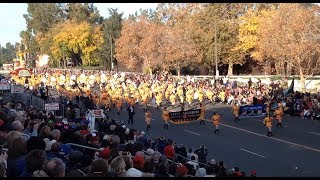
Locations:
66;3;103;24
0;43;17;64
100;8;123;70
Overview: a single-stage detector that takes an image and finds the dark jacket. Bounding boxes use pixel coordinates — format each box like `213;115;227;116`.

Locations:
127;107;135;117
7;155;26;177
19;170;33;177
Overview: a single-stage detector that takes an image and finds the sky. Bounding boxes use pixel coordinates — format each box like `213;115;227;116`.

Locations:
0;3;158;47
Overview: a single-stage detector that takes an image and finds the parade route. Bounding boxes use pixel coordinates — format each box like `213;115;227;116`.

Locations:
102;100;320;176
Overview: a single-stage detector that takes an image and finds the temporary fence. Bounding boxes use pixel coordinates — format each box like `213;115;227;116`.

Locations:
14;92;65;117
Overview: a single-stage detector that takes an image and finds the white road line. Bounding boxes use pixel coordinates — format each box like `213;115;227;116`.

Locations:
246;118;263;122
307;132;320;136
203;119;320;154
240;148;266;159
184;130;200;136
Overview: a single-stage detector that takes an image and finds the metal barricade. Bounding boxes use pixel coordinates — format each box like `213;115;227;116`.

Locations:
54;103;65;117
30;95;45;111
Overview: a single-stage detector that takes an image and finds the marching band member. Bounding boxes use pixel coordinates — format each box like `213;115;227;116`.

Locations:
212;112;221;134
116;98;122;115
274;106;284;128
145;109;152;131
169;92;176;108
232;103;240;122
200;103;206;125
162;107;170;129
58;72;66;89
263;114;273;137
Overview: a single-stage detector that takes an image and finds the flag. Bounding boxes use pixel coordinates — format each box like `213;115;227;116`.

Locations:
286;79;294;95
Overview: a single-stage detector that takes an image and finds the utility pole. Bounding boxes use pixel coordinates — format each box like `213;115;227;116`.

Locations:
214;19;219;77
110;34;113;71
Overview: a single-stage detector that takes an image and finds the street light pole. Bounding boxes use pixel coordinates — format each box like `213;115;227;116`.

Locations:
214;19;219;77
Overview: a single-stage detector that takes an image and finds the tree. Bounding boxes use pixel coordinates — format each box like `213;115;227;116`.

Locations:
115;18;144;71
156;3;203;76
66;3;103;24
189;3;248;75
0;43;16;64
49;21;104;67
101;8;123;70
24;3;64;34
255;4;320;92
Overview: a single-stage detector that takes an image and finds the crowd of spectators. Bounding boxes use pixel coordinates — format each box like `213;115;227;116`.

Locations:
0;98;258;177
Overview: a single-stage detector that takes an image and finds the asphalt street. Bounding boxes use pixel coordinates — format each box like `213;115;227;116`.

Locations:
49;89;320;177
105;100;320;177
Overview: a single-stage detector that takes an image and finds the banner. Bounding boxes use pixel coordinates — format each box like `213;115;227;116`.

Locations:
169;109;201;124
0;82;11;90
239;104;267;118
10;84;24;93
45;103;59;111
91;109;105;118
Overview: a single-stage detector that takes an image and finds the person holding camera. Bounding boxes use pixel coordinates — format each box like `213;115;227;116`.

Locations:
194;145;208;165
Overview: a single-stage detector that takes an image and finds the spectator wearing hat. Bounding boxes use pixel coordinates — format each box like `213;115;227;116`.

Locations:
163;140;175;161
6;137;27;177
109;156;126;177
133;154;145;171
175;163;188;177
86;159;109;177
20;149;46;177
58;144;72;165
100;147;110;160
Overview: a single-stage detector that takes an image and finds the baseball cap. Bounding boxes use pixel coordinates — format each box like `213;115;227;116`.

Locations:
59;144;72;155
100;147;110;159
176;163;188;176
133;154;145;169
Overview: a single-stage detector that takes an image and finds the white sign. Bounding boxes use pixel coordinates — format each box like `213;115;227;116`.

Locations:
0;82;10;90
10;85;24;93
90;109;105;118
45;103;59;111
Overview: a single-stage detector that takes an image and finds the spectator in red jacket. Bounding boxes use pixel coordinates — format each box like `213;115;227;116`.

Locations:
163;140;175;161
